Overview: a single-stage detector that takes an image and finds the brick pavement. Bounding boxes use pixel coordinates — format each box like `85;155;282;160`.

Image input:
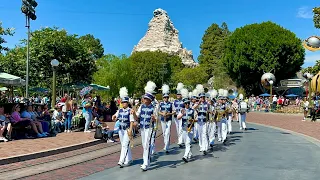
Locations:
20;126;177;180
247;112;320;140
0;122;115;159
15;112;320;180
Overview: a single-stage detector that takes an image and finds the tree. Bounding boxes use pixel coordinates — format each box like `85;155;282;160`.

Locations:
302;60;320;75
223;21;305;94
79;34;104;60
0;46;26;78
22;27;99;87
172;65;209;88
313;7;320;29
93;54;135;99
128;51;184;93
0;21;14;53
198;22;231;77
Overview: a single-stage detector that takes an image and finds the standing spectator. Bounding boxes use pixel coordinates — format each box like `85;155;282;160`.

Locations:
60;93;68;103
82;94;93;133
302;97;309;121
0;105;10;142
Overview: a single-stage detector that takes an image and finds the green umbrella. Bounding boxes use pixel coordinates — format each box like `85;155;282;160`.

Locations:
61;82;89;90
90;84;110;91
30;87;48;93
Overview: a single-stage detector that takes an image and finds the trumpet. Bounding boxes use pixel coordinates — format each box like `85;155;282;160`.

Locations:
215;108;228;121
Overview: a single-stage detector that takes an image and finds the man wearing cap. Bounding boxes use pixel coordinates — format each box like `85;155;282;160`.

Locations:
193;92;210;155
190;91;199;142
173;89;185;147
132;81;157;171
112;87;134;168
159;84;174;153
177;97;197;162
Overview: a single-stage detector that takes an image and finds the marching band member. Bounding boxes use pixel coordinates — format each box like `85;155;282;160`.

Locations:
193;84;210;155
132;81;158;171
226;96;233;135
150;98;160;155
208;89;218;148
191;89;199;142
112;87;134;168
238;94;249;130
173;82;185;147
177;88;197;162
216;89;228;145
159;84;174;153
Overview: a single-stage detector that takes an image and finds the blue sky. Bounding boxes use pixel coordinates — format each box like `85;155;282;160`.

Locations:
0;0;319;68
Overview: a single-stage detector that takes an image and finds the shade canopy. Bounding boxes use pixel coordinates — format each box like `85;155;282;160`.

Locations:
0;72;26;86
285;94;298;97
89;84;110;91
259;93;270;97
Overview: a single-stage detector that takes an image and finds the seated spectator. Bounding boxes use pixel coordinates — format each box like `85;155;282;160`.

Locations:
11;104;46;138
103;120;120;143
21;105;50;136
52;105;64;133
0;105;11;142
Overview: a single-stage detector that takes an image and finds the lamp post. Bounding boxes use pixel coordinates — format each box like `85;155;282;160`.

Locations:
21;0;38;99
269;80;273;102
51;59;59;108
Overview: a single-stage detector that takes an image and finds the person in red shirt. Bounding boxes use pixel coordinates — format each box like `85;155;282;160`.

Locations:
60;94;68;103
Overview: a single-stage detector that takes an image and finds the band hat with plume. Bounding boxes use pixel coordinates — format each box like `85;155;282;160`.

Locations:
144;81;157;101
196;84;205;97
189;92;193;98
176;82;184;95
119;87;129;102
210;89;218;99
239;93;244;100
218;89;224;99
192;89;198;99
180;88;190;103
223;89;228;99
162;84;170;97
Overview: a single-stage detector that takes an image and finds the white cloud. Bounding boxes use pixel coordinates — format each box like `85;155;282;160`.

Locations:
297;6;313;19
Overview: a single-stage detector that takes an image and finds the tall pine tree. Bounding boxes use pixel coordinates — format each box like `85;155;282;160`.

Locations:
198;22;230;77
313;7;320;29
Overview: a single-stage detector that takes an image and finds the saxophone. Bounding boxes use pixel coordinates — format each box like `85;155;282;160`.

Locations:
215;104;228;121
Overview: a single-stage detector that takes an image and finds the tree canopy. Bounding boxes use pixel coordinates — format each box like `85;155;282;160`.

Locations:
223;21;305;94
172;65;209;88
0;27;103;89
93;54;134;98
313;7;320;29
128;51;184;94
198;22;231;77
0;22;14;53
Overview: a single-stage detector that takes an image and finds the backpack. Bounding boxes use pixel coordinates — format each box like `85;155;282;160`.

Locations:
239;101;248;113
94;126;103;139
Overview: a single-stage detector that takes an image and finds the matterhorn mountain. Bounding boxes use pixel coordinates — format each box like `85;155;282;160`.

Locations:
132;8;198;67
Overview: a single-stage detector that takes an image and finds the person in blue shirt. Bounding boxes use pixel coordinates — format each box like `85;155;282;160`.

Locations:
82;94;93;133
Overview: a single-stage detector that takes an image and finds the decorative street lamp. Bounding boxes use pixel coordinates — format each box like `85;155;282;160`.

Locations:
21;0;38;99
51;59;59;108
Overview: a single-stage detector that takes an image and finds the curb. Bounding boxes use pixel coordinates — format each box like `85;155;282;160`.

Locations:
247;122;320;148
0;139;104;166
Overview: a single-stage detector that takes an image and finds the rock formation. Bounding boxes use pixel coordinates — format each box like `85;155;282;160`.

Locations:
132;8;198;67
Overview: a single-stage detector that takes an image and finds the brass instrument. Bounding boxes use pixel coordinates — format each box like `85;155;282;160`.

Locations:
215;106;229;121
187;118;197;132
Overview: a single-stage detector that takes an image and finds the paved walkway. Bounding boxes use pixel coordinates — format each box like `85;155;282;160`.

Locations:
0;122;115;159
247;112;320;140
81;123;320;180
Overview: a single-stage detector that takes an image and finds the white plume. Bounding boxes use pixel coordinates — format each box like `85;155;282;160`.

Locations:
196;84;204;94
144;81;157;93
239;93;244;99
176;82;184;92
189;92;193;98
218;89;224;97
223;89;228;97
162;84;170;94
181;88;189;99
210;89;218;98
192;89;198;97
119;87;128;98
